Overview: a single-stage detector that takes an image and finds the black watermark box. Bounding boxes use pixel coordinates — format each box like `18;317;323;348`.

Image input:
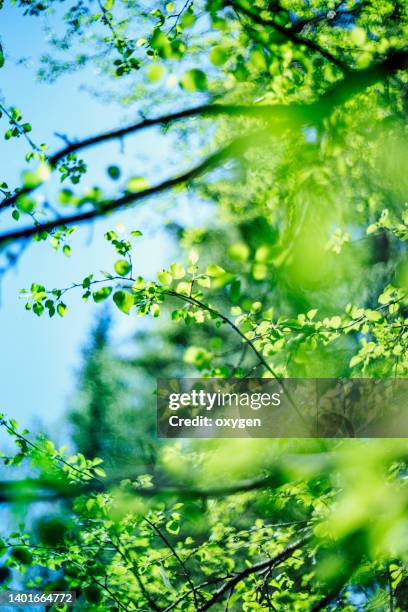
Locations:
157;378;408;438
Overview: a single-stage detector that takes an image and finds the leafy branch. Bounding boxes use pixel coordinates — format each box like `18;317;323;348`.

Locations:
0;47;406;247
226;0;349;71
198;535;311;610
0;130;262;245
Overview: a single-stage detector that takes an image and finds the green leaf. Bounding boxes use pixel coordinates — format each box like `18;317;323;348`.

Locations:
57;302;68;317
329;316;342;328
92;287;112;302
105;230;118;241
228;242;250;262
210;46;228;66
151;303;160;317
206;264;225;277
113;290;134;314
150;29;172;58
82;274;93;289
16;194;36;214
229;279;241;303
180;68;208;91
351;27;366;46
107;165;121;180
366;223;378;235
350;355;361;368
130;230;143;237
166;519;180;534
378;287;394;305
62;244;71;257
33;302;44;316
132;276;145;290
127;176;149;192
10;547;32;565
170;263;185;279
22;162;50;188
58;188;75;205
147;64;165;82
158;270;173;285
94;467;106;477
197;275;211;288
365;309;382;322
180;9;195;28
114;259;131;276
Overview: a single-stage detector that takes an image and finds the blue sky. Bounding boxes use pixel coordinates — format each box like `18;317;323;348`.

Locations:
0;6;198;436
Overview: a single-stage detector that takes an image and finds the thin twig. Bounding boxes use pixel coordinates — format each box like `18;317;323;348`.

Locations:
145;517;201;610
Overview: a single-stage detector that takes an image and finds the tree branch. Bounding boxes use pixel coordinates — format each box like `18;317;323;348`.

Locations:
145;517;201;610
198;535;311;611
0;105;274;212
0;48;406;246
109;535;162;612
310;580;348;611
165;289;280;379
0;131;262;245
0;471;287;504
226;0;349;71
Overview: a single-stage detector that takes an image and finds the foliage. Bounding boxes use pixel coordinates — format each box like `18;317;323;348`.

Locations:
0;0;408;609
